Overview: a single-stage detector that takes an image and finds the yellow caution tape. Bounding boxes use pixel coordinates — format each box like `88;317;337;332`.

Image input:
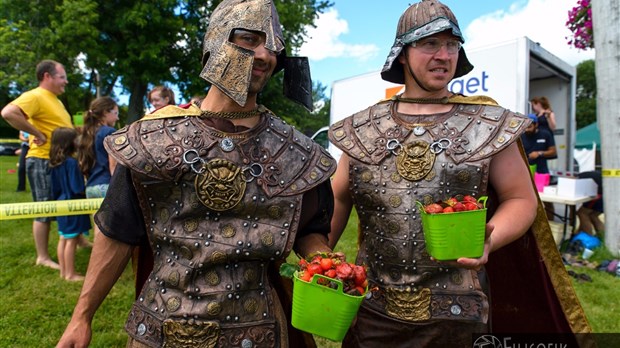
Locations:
0;198;103;220
602;169;620;178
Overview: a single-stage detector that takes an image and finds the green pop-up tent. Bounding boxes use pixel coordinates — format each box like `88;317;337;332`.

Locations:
575;122;600;149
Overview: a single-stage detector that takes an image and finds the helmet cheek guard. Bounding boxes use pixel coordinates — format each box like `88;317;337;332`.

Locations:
200;41;255;107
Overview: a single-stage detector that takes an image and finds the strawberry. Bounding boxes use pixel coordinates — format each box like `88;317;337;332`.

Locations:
335;262;353;279
442;206;455;213
453;202;466;212
463;195;477;203
325;269;337;279
464;202;479;211
299;271;312;282
425;203;444;214
306;263;323;276
352;265;367;286
320;257;334;271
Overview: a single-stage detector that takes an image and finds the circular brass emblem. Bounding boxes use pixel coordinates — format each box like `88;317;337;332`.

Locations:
244;268;258;283
114;135;126;145
320;156;332;167
396;141;435;181
386;220;400;235
205;271;220;286
243;298;258;314
221;224;236;238
159;208;170;223
389;195;402;208
168;271;180;287
166;296;181;312
260;232;274;246
210;251;227;263
267;205;282;219
456;170;471;183
194;158;246;211
206;301;222;316
145;288;156;303
390;172;402;183
360;170;373;183
183;219;199;232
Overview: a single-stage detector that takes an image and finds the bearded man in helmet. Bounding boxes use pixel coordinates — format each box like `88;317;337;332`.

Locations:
328;0;591;346
57;1;334;347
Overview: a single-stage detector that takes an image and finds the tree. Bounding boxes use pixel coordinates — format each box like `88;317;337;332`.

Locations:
1;0;332;128
575;59;596;129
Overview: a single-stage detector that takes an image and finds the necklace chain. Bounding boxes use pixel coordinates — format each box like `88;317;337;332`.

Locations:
200;105;264;119
392;94;452;104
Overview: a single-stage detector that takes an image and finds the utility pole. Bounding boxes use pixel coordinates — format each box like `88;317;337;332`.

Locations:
592;0;620;255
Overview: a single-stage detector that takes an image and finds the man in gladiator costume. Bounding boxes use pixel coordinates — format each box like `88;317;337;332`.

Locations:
57;1;335;347
328;0;591;347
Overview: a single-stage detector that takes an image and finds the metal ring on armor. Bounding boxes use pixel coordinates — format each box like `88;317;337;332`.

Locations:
183;149;206;174
242;163;264;183
430;138;451;154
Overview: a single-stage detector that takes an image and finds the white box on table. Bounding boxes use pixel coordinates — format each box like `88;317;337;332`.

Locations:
556;177;597;197
543;186;557;195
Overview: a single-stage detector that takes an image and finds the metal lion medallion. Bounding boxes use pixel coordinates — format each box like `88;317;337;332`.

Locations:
195;158;246;211
396;140;435;181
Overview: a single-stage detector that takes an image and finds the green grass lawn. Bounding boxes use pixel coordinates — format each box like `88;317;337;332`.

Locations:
0;155;618;347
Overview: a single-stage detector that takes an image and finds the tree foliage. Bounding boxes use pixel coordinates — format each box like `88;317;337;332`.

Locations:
1;0;332;131
575;59;596;129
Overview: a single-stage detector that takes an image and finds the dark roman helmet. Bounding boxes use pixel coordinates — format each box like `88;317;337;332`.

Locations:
200;0;312;109
381;0;474;84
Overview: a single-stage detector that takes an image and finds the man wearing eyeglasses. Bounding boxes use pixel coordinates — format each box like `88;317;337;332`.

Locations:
328;0;590;346
57;1;335;347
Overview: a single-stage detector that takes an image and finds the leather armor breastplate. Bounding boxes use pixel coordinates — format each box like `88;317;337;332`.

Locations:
105;105;335;347
329;100;528;324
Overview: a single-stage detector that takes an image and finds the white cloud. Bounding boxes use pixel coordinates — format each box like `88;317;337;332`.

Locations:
464;0;594;66
299;9;380;61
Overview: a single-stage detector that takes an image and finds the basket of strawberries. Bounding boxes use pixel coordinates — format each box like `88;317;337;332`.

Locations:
280;252;368;342
418;195;488;260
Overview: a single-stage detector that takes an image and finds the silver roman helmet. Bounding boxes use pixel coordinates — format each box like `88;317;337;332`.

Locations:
381;0;474;84
200;0;312;109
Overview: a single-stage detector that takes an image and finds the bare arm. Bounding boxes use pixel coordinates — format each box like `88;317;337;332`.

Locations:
56;227;132;348
295;233;332;258
1;104;47;145
546;111;556;131
486;143;538;250
328;154;354;249
456;142;538;269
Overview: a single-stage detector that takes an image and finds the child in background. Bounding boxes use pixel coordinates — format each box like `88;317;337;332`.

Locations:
49;127;91;281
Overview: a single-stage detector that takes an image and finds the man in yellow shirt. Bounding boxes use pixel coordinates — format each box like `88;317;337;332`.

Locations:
2;59;73;269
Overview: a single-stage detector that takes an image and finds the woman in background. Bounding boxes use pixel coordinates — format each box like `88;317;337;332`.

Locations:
77;96;119;199
147;85;175;110
531;96;557;133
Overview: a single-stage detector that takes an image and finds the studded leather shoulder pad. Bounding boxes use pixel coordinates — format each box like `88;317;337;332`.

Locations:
104;110;336;197
329;100;529;165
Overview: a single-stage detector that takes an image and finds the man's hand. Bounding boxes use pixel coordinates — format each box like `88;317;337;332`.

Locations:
32;133;47;146
435;223;494;271
56;320;92;348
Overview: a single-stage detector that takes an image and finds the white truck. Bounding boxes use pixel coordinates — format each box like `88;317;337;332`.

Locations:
323;36;577;175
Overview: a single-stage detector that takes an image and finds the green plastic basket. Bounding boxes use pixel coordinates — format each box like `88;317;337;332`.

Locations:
418;196;488;260
291;272;365;341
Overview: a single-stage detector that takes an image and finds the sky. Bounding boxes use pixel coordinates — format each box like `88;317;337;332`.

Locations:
299;0;595;92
